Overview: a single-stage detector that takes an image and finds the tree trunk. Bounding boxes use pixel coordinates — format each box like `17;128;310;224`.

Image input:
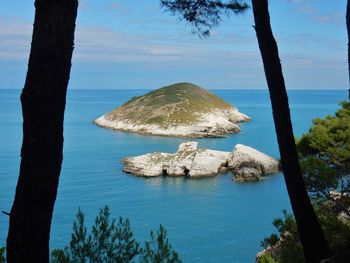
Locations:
347;0;350;100
251;0;332;262
6;0;78;262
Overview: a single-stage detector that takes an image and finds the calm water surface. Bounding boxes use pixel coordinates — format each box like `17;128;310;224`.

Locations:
0;89;347;262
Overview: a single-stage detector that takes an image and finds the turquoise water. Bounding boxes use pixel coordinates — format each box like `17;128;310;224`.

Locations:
0;89;347;262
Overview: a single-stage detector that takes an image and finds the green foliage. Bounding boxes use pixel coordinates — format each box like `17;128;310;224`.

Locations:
51;206;141;263
0;247;5;263
140;225;181;263
160;0;249;37
300;155;338;197
261;211;304;263
298;101;350;173
315;204;350;253
262;208;350;263
51;207;181;263
263;102;350;262
90;207;141;262
297;102;350;214
258;252;278;263
146;116;167;125
51;249;70;263
68;208;91;262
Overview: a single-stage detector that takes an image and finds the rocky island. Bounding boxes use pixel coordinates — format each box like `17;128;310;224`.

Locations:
122;142;280;182
94;82;250;138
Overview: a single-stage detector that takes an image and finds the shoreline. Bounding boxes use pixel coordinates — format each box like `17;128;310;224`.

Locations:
94;109;250;138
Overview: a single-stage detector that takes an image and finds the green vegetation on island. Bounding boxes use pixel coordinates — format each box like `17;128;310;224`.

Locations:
95;82;250;137
104;82;241;126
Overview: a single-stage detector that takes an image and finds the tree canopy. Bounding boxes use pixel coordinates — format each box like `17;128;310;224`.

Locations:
51;207;181;263
298;102;350;216
260;102;350;262
298;101;350;174
161;0;249;36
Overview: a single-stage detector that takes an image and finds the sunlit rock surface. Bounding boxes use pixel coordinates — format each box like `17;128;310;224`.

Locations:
122;142;279;181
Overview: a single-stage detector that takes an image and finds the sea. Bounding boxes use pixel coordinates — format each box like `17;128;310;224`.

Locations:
0;89;347;262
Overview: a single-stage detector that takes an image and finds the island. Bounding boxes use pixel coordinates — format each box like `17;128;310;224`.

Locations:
122;142;280;182
94;82;250;138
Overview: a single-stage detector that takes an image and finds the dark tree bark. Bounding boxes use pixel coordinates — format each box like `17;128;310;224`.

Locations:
252;0;332;262
6;0;78;262
347;0;350;100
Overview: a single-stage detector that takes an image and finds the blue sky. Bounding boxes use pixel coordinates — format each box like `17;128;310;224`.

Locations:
0;0;347;89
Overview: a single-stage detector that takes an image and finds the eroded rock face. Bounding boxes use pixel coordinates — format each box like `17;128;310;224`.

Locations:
167;142;198;176
122;152;174;177
190;149;231;177
229;144;280;182
122;142;279;181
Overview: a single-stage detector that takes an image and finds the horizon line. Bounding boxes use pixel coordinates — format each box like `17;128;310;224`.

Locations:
0;88;347;91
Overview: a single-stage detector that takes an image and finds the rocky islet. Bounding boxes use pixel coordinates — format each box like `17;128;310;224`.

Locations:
94;83;250;138
122;142;280;182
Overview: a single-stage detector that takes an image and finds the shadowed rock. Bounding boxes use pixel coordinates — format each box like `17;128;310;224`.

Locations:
229;144;280;182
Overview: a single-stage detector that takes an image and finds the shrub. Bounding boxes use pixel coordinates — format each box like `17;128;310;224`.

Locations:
261;208;350;263
257;252;278;263
262;102;350;262
261;211;304;263
51;206;181;263
0;247;5;263
140;225;180;263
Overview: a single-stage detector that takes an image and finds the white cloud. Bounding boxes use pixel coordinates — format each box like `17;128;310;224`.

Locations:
0;14;346;89
104;1;133;16
0;18;32;60
297;4;344;24
0;17;259;66
315;11;343;24
79;0;89;9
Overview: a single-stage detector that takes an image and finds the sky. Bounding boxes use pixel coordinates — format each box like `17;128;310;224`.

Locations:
0;0;348;90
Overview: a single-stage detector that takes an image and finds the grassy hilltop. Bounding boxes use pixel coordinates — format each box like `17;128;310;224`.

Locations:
104;82;235;126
